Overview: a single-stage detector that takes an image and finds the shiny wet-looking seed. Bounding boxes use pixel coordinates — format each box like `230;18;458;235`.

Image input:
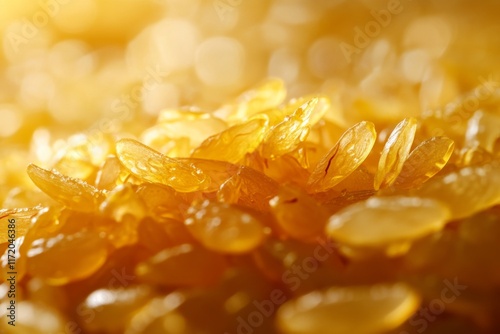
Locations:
326;196;451;256
276;283;421;334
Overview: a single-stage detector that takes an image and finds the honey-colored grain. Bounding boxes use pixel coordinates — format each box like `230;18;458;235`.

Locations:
326;196;450;257
276;283;420;334
1;2;500;333
185;200;265;253
374;118;418;190
116;139;209;192
307;121;377;192
394;136;455;189
26;164;105;212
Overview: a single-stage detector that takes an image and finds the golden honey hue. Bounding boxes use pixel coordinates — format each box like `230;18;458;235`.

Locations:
374;117;418;190
1;1;500;333
307;121;377;192
326;196;451;257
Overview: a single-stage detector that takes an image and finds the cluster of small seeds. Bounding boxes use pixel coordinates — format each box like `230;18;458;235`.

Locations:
1;0;500;333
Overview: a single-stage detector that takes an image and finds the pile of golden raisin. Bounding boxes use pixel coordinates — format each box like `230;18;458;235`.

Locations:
1;1;500;333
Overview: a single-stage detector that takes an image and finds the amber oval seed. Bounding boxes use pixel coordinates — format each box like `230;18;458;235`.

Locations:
185;200;265;253
308;121;377;192
276;283;421;334
27;164;104;212
394;136;455;189
326;196;450;255
374;117;418;190
116;139;209;192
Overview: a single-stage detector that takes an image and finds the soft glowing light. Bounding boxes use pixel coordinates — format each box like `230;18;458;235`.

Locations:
0;106;22;137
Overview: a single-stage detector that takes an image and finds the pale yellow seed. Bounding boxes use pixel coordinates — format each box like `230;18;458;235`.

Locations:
184;200;265;254
192;118;267;163
307;121;377;192
412;161;500;219
27;164;104;212
277;283;421;334
282;95;331;127
374;117;418;190
394;136;455;189
326;196;450;253
261;98;318;159
115;139;209;192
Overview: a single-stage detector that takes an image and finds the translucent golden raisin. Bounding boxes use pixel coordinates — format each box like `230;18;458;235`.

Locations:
115;139;209;192
269;185;330;242
136;183;187;221
27;164;104;212
95;156;127;190
185;200;265;253
394;136;455;189
307;121;377;192
412;161;500;219
276;283;420;334
192;118;267;163
214;165;279;212
374;117;418;190
26;231;108;285
326;196;450;257
261;98;318;159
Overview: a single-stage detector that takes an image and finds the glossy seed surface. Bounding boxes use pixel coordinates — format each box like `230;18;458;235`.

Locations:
374;118;418;190
308;121;377;192
394;136;455;189
27;164;104;212
116;139;209;192
327;196;450;256
185;200;265;253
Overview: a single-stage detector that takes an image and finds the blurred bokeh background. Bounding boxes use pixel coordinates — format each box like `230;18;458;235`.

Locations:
0;0;500;198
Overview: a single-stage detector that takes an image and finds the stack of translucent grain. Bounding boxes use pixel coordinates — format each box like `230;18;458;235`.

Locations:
1;0;500;333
